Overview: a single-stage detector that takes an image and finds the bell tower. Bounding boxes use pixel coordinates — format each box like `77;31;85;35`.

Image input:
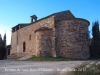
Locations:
30;15;38;23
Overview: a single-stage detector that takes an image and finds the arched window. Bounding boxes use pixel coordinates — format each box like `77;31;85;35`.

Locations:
23;42;26;52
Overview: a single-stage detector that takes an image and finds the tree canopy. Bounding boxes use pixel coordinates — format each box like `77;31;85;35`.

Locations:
90;21;100;58
0;33;6;60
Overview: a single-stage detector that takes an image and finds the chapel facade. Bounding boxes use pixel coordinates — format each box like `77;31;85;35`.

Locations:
10;10;90;59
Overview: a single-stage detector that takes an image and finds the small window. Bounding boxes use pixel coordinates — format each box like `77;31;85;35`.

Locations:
23;42;26;52
29;35;31;40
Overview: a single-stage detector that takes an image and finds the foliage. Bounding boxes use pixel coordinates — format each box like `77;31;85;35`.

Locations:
0;33;7;60
27;56;71;61
73;62;100;75
89;21;100;58
92;21;100;40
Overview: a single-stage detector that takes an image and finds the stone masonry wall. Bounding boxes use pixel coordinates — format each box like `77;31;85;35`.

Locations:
55;19;90;59
36;30;53;56
10;15;55;56
10;31;17;54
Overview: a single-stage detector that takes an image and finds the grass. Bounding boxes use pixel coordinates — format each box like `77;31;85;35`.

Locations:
73;62;100;75
27;56;72;61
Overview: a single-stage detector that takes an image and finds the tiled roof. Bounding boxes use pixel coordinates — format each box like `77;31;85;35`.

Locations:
54;10;75;21
12;10;75;29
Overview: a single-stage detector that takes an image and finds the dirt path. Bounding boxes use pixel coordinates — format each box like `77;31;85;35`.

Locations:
0;60;99;75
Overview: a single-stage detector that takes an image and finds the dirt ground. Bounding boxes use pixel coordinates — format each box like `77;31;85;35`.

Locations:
0;60;99;75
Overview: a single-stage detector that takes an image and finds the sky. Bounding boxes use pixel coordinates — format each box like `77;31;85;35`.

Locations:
0;0;100;45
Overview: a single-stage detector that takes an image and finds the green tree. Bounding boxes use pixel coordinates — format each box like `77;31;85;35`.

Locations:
92;21;99;40
0;34;6;60
3;33;6;47
0;34;3;44
90;21;100;58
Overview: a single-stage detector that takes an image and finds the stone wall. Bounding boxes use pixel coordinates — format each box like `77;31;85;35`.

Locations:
55;18;90;59
10;15;55;56
10;31;17;54
35;29;53;56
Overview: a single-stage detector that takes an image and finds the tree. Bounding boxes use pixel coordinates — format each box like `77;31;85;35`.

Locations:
92;21;99;40
90;21;100;58
0;34;6;60
99;31;100;39
3;33;7;58
0;34;3;44
3;33;6;47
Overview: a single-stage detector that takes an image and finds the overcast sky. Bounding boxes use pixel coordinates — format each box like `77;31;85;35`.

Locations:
0;0;100;45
